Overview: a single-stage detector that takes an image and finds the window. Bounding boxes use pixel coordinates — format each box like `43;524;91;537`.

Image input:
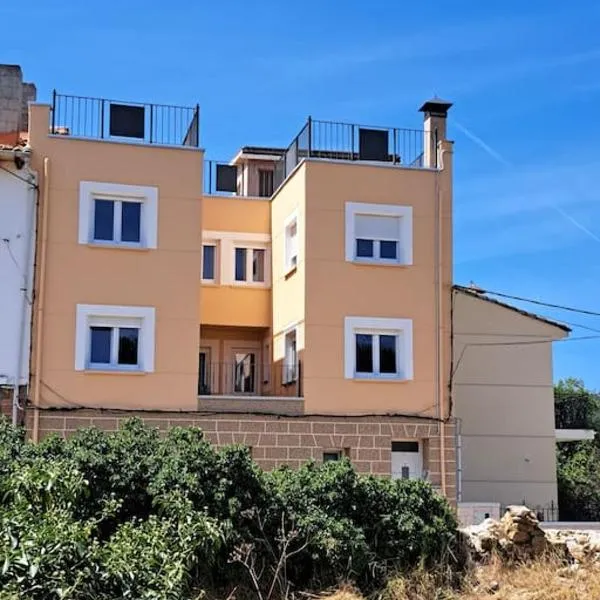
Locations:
258;169;274;197
235;247;266;283
75;304;155;372
345;202;412;265
198;349;211;395
344;317;413;380
233;352;256;393
391;441;422;480
284;213;298;273
323;451;341;462
79;182;158;248
89;325;139;368
283;330;297;384
202;231;271;286
202;244;216;281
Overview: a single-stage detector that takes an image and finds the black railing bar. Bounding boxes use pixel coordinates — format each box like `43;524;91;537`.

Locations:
311;118;423;135
54;92;197;112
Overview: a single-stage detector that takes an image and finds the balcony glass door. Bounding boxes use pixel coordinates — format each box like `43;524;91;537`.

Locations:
232;351;256;394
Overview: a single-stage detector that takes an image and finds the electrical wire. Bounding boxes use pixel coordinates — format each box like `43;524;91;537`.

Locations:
455;284;600;318
0;162;37;188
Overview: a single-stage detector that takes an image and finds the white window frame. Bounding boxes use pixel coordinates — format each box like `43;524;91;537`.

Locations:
234;246;267;285
284;210;298;274
345;202;412;266
344;316;413;380
202;231;271;288
75;304;156;373
87;319;142;370
79;181;158;249
283;328;298;384
202;242;218;283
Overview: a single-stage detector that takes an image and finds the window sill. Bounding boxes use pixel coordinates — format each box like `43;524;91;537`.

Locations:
352;375;410;382
229;282;270;289
83;369;147;376
350;258;410;267
85;243;151;252
201;279;218;286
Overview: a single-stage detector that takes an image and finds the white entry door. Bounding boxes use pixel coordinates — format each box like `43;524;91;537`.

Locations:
391;441;423;480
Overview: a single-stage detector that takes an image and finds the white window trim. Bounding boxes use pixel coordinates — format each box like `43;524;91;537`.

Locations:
75;304;156;372
344;316;413;381
79;181;158;249
284;210;299;275
345;202;412;265
202;241;218;283
202;231;271;287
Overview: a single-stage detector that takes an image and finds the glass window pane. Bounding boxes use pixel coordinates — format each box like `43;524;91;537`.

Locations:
203;245;215;280
355;334;373;373
380;240;398;260
118;328;139;365
234;352;255;393
253;249;265;282
379;335;397;373
356;238;374;258
235;248;247;281
90;326;112;364
323;452;340;462
93;200;114;241
198;351;210;395
121;202;141;243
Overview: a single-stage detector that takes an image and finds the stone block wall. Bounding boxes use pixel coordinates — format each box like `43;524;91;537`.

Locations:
0;65;36;136
26;409;457;500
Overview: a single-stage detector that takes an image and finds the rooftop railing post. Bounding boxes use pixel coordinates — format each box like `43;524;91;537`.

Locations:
51;89;56;134
195;104;200;147
351;123;356;160
307;115;312;158
149;104;153;144
393;128;398;164
100;99;105;139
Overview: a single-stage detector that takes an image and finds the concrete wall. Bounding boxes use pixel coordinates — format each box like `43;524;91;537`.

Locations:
453;289;567;508
28;104;203;411
302;158;453;416
0;162;36;388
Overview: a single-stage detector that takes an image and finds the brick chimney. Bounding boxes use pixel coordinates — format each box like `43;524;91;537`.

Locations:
419;97;452;168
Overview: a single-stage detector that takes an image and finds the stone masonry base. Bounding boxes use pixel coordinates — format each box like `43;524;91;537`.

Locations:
25;409;457;501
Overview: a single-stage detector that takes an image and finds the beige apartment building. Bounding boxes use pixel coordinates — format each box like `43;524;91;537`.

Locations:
0;71;570;509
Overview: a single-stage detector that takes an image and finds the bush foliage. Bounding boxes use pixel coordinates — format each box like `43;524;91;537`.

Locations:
0;417;458;599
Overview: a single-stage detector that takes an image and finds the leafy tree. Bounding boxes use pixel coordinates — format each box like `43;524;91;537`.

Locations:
555;378;600;520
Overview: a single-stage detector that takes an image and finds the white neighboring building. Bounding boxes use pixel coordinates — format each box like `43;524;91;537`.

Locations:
0;147;36;421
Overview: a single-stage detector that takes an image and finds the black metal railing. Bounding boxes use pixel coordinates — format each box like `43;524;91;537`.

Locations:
203;160;246;196
50;91;200;147
198;362;302;397
502;502;560;523
274;117;431;190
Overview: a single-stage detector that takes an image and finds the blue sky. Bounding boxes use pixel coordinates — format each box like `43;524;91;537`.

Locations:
4;1;600;386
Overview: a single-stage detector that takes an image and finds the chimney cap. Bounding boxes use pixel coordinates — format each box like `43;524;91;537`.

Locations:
419;97;453;117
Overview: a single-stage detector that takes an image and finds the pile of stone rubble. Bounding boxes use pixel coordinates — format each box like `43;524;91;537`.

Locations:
461;505;600;563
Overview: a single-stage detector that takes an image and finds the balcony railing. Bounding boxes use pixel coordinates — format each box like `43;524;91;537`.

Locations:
50;91;200;147
274;118;431;190
198;362;302;397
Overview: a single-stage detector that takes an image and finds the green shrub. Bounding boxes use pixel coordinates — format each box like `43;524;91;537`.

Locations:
0;418;460;597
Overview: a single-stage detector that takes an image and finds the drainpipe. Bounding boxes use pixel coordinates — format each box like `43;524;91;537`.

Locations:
435;163;447;496
455;416;463;502
420;98;452;497
32;157;50;443
12;164;37;426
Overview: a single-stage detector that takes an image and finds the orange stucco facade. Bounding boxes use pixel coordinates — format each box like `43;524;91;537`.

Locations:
22;96;457;498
